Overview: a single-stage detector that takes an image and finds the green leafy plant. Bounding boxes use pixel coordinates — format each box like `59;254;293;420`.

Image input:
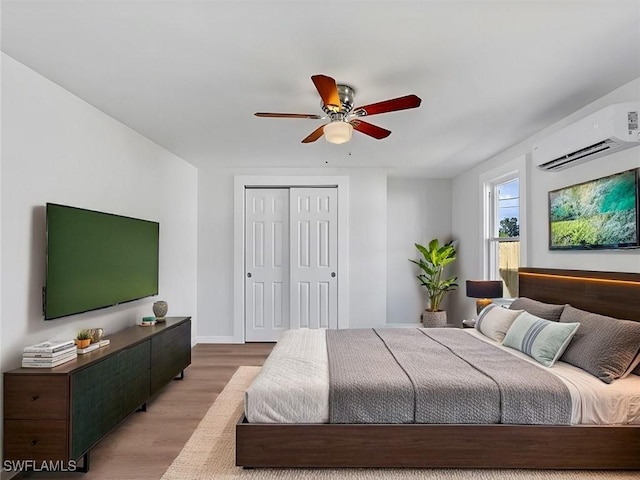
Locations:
410;239;458;312
499;217;520;237
76;329;92;341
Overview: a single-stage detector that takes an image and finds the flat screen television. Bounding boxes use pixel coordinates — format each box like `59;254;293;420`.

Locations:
44;203;159;320
548;169;639;250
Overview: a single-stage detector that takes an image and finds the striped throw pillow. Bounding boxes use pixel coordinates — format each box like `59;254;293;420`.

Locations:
475;304;523;343
503;312;579;367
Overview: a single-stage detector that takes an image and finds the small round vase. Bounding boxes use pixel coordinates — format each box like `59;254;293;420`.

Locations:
153;301;168;322
88;328;104;344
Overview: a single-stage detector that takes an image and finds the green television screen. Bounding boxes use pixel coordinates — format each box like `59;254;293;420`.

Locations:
45;203;159;320
548;169;639;250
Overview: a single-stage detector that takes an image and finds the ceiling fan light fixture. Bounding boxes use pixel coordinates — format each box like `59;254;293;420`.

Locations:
324;121;353;144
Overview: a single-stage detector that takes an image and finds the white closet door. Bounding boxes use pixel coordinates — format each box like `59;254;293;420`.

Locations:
289;188;338;330
244;189;290;341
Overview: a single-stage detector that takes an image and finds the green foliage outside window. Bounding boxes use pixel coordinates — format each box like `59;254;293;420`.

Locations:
499;217;520;238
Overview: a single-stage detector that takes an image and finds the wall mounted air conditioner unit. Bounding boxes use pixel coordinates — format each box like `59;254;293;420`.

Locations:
532;101;639;172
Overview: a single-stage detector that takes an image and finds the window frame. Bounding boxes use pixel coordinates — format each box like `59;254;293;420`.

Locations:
479;156;527;297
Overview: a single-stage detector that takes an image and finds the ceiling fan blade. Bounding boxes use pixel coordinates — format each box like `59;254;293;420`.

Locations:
255;112;322;119
353;94;422;116
311;74;341;112
350;120;391;140
301;124;327;143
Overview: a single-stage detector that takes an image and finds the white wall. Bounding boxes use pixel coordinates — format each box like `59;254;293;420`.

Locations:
1;53;198;372
0;50;4;466
451;77;640;321
529;149;639;272
386;178;453;324
197;166;388;340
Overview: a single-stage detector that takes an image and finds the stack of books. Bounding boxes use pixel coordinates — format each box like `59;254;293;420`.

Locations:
22;339;77;368
139;316;157;326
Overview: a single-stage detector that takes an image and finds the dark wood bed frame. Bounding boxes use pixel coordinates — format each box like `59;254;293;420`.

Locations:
236;268;640;469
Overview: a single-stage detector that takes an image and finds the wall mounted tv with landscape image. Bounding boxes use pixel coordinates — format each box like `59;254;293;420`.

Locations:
548;169;639;250
44;203;159;319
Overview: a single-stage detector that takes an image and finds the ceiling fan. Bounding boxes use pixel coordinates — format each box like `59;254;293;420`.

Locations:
255;74;422;144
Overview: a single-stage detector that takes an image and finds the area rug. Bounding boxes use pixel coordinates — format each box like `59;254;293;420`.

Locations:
162;366;638;480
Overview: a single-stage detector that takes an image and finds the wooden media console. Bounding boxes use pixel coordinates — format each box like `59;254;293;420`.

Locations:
3;316;191;472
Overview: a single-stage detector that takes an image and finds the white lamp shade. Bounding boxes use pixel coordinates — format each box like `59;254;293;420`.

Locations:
324;122;353;144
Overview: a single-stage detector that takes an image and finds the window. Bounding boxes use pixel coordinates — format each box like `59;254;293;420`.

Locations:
487;175;520;297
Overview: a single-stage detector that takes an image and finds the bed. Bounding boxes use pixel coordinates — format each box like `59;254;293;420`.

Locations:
236;268;640;469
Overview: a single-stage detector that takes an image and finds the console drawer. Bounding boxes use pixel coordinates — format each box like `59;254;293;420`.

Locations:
4;419;67;462
4;375;68;420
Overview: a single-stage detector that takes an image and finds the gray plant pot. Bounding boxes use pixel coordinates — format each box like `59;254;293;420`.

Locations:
421;310;447;328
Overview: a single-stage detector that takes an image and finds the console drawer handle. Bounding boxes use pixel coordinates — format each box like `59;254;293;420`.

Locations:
30;395;40;401
31;439;38;446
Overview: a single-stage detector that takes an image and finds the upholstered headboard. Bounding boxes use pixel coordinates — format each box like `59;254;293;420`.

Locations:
518;268;640;322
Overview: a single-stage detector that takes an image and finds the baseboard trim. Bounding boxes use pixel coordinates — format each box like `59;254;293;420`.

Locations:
197;336;241;344
384;323;423;328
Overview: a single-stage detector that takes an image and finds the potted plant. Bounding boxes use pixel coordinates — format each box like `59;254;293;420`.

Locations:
75;330;92;349
410;239;458;327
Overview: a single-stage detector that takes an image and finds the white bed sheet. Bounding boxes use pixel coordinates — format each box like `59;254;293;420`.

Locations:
244;328;640;425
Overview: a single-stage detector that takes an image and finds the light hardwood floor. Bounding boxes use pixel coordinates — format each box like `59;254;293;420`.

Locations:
14;343;274;480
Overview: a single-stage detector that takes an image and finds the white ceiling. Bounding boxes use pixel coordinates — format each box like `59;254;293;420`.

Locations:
2;1;639;177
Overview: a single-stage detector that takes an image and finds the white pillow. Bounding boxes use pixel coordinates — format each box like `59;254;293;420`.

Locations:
621;353;640;379
475;304;524;343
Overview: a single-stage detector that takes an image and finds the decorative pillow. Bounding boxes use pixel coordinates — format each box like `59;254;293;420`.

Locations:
503;312;579;367
475;304;523;343
559;305;640;383
509;297;566;321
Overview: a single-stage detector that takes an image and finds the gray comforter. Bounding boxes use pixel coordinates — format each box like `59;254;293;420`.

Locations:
326;328;572;425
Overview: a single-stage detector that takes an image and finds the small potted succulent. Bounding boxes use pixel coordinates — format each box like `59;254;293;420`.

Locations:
75;330;92;349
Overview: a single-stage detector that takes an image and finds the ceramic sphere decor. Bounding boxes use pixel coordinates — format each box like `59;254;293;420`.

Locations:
153;301;168;322
88;328;104;344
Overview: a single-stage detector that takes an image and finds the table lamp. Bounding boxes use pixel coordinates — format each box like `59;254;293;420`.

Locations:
466;280;504;314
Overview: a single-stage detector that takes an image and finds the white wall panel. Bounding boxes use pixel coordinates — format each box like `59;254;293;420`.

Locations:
386;178;453;324
273;221;284;267
298;282;310;327
318;282;329;328
253;196;265;214
298;195;310;213
272;282;283;328
1;54;198;373
252;283;264;328
298;221;310;267
273;196;284;213
252;222;264;268
451;77;640;323
318;221;329;267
